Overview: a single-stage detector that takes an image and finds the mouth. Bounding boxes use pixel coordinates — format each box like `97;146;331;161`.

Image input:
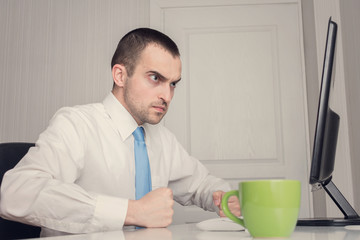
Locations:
153;105;166;113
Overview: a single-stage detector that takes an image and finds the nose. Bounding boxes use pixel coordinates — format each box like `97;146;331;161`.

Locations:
159;83;173;104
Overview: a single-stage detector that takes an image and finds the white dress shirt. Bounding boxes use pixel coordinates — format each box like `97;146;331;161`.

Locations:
0;93;230;236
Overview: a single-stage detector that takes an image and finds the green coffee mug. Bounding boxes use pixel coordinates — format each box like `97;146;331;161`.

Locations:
221;179;301;238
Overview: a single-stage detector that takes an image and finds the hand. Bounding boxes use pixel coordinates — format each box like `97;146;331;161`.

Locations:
125;187;174;228
213;190;241;217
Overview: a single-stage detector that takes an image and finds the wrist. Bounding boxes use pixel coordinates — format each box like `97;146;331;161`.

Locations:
125;199;138;226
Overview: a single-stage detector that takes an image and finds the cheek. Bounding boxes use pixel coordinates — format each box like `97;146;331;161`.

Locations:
128;78;148;98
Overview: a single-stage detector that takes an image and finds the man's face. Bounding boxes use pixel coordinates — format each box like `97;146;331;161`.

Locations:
118;44;182;125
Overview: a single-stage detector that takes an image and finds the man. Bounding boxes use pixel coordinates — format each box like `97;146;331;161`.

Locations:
0;28;240;236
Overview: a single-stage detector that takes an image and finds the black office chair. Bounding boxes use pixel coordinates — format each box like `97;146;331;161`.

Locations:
0;142;41;239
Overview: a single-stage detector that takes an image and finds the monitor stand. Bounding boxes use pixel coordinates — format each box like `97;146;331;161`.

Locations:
297;180;360;226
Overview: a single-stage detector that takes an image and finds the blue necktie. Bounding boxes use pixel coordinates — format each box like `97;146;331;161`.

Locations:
133;127;152;200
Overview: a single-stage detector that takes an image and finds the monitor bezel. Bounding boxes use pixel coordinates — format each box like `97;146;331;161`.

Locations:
297;17;360;226
309;17;338;185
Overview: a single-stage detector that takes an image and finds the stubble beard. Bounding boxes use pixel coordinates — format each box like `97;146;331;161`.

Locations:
123;84;167;125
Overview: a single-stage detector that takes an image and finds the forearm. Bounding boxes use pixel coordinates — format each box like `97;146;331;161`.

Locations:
170;158;231;212
192;174;231;211
0;168;127;233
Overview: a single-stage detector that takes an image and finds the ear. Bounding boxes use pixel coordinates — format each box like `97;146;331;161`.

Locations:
112;64;127;88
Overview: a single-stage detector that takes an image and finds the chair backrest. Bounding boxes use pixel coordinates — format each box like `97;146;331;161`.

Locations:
0;142;41;239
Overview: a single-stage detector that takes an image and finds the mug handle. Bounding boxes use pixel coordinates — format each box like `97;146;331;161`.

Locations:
221;190;245;227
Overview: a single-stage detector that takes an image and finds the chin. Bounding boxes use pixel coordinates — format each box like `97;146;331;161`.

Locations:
147;119;162;125
147;115;165;125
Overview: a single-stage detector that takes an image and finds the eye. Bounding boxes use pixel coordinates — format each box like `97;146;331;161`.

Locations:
149;74;159;82
170;80;181;88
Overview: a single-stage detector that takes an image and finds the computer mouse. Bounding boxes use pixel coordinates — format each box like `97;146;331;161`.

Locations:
345;225;360;230
196;217;245;231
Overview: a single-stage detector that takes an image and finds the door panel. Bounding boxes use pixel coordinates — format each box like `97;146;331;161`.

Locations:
151;0;311;223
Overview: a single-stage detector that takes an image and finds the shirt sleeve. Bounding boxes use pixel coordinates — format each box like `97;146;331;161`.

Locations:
0;107;128;233
165;130;231;212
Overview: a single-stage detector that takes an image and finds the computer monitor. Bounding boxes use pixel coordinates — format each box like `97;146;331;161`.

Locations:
297;17;360;226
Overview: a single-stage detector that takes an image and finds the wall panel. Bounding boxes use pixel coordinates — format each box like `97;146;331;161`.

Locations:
0;0;150;142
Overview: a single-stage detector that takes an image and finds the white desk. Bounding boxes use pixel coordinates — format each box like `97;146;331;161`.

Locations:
28;224;360;240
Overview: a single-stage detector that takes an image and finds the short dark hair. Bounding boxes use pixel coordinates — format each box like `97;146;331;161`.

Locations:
111;28;180;77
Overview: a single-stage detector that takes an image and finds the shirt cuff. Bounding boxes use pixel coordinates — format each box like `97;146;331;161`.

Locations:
93;195;128;231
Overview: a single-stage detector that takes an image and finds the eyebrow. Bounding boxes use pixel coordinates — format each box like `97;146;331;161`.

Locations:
147;71;182;83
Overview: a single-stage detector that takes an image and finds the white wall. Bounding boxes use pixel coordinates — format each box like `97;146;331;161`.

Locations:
0;0;150;142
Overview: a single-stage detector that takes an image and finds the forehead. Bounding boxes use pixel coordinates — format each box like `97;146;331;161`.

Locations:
136;44;181;80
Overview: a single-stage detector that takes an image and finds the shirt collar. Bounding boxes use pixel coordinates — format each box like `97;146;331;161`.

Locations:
103;93;139;141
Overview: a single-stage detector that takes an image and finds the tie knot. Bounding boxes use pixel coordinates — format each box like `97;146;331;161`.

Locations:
133;127;145;142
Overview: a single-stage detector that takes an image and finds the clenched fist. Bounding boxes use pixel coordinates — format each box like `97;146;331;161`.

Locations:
125;188;174;228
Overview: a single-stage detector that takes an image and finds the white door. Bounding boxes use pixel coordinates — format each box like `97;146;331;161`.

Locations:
150;0;311;224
